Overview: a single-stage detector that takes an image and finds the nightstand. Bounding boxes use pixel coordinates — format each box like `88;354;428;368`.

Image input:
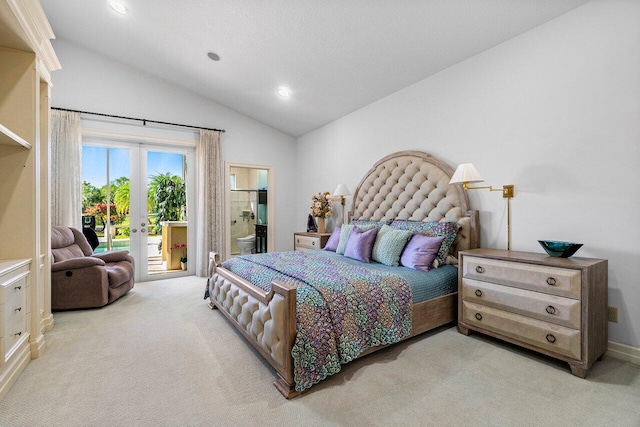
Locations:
293;232;331;251
458;248;608;378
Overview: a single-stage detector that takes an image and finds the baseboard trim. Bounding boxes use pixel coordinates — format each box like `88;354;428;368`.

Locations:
41;313;54;332
607;340;640;365
29;334;46;360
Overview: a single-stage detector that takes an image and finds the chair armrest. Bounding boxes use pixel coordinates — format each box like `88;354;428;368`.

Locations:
52;257;106;272
92;250;131;263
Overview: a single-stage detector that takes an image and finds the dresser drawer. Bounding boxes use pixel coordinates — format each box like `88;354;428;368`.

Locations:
295;235;322;250
0;262;29;305
463;301;581;360
4;307;26;359
463;256;581;299
462;279;581;329
0;263;29;362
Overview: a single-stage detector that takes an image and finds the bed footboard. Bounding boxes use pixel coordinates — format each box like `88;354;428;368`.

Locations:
207;252;299;398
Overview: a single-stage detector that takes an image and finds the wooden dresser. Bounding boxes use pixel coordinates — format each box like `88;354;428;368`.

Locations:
458;248;608;378
293;232;331;251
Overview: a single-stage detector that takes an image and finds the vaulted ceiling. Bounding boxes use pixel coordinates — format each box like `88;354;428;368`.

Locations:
42;0;591;137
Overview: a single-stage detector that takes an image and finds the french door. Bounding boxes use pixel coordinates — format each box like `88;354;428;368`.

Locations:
81;140;195;282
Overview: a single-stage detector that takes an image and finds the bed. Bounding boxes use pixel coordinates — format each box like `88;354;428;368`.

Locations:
207;150;479;398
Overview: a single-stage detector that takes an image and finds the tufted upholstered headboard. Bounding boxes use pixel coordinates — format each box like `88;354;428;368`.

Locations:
348;150;479;257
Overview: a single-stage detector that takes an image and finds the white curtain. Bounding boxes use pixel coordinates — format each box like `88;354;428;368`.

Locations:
196;129;224;277
51;110;82;228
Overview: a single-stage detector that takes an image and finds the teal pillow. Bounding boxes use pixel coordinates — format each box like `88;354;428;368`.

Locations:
372;225;413;266
336;223;377;255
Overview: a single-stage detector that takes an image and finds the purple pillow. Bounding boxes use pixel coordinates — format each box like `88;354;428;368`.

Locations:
400;234;445;271
323;227;341;252
344;226;379;263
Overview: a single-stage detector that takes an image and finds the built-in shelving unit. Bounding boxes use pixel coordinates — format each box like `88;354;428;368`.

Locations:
0;0;60;400
0;124;31;149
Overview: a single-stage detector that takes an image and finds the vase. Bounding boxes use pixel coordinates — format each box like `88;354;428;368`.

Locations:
316;217;325;234
181;261;187;271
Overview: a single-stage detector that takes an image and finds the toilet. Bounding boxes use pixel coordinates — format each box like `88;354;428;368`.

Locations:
237;234;256;255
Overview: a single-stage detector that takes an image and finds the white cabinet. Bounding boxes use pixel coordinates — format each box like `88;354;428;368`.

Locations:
0;0;59;399
0;260;30;365
0;259;31;398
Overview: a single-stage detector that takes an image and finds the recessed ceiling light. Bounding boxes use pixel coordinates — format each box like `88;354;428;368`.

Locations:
207;52;220;61
277;87;291;97
110;2;127;14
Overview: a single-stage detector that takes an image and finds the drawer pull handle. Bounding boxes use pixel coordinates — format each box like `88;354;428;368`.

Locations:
475;266;485;274
15;307;22;312
475;289;483;297
546;277;557;286
14;286;22;290
545;305;557;315
15;332;22;337
312;241;316;246
475;313;483;321
546;334;557;343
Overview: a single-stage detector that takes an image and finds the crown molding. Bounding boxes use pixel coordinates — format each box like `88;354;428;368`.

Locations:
5;0;60;72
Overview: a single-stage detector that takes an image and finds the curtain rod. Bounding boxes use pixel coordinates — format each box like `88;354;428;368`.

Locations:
51;107;225;133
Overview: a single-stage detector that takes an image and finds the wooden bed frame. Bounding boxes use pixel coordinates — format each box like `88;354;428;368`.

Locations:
207;150;479;398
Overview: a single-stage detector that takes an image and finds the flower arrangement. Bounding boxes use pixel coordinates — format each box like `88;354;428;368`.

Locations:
310;191;333;219
85;203;121;225
171;243;187;263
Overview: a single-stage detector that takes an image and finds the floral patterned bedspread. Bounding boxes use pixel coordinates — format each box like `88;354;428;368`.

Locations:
221;251;412;391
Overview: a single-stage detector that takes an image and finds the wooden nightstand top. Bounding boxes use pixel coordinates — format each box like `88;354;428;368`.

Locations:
294;232;332;237
459;248;607;269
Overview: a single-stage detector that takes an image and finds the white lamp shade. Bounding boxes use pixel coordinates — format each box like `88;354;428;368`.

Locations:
449;163;484;185
333;184;352;197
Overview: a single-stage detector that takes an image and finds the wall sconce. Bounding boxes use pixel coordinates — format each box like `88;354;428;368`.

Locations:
449;163;515;250
333;184;352;225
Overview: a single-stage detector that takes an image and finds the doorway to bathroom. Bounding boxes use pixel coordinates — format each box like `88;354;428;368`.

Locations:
225;162;274;259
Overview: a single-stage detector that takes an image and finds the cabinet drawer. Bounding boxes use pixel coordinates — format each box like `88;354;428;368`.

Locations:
463;256;581;299
463;301;581;360
295;235;321;250
462;279;581;329
4;307;26;354
0;262;29;305
3;281;26;350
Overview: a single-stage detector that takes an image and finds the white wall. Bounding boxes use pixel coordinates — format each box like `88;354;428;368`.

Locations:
50;39;297;253
296;0;640;347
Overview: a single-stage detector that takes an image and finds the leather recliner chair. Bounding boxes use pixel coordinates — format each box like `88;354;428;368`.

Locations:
51;226;135;310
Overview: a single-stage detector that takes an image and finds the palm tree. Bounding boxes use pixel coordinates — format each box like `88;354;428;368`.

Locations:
113;181;130;216
148;172;186;232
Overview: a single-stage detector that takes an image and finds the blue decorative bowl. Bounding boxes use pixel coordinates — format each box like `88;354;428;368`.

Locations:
538;240;583;258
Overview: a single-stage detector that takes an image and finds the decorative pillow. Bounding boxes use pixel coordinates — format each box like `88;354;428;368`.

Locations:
344;226;379;263
336;223;377;255
400;234;445;272
371;225;413;266
323;227;341;252
389;220;459;266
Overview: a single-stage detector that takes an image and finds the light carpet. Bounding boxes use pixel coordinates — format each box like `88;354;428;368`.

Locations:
1;276;639;426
